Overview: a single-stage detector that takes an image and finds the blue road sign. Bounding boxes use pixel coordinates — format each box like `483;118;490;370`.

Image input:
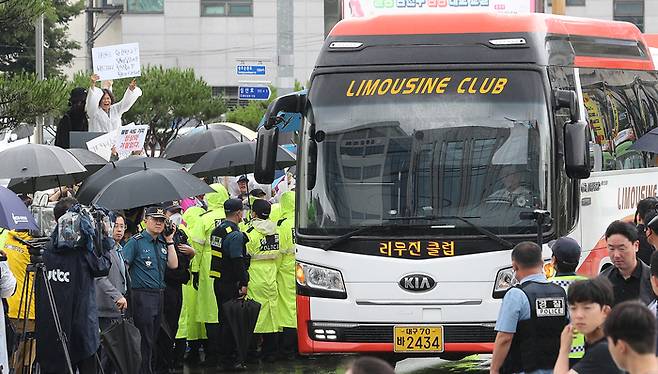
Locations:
237;65;266;75
239;86;271;100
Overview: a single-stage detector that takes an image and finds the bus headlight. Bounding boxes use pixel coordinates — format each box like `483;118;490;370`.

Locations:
296;262;347;299
493;266;518;299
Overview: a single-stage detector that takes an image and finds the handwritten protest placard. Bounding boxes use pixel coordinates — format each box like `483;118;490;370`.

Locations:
92;43;141;81
86;130;119;161
115;124;148;158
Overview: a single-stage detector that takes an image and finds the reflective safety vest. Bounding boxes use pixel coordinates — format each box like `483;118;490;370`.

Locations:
549;274;588;359
208;224;229;279
502;281;568;373
208;221;245;279
245;226;280;260
276;217;294;254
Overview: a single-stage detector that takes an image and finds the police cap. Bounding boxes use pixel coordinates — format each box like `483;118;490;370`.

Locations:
250;189;266;198
252;199;271;219
224;198;243;214
145;206;167;219
549;237;581;265
162;200;181;212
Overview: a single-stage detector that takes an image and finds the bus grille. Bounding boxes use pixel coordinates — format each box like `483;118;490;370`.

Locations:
318;324;496;343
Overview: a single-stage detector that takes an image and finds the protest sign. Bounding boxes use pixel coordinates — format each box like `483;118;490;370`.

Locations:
86;130;119;161
92;43;141;81
115;124;148;158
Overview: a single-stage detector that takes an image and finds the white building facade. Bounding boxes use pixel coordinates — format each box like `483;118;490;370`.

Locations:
65;0;325;105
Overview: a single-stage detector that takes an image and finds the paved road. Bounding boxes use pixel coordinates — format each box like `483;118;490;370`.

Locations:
182;354;490;373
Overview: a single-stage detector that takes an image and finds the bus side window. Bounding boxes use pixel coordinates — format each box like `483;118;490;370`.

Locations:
637;72;658;167
581;87;609;171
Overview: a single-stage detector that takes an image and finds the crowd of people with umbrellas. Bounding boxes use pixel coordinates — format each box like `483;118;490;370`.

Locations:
0;124;297;374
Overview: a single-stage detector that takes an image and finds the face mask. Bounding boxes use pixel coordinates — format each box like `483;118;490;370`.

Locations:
169;213;183;226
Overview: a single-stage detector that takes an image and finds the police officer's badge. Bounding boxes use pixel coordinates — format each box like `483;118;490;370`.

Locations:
535;297;565;317
145;260;152;268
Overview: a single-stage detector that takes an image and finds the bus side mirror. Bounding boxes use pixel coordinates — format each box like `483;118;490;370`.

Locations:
263;91;307;129
255;126;279;184
564;120;591;179
554;89;580;123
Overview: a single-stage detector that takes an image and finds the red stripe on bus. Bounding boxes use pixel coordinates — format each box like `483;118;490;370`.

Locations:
573;56;654;70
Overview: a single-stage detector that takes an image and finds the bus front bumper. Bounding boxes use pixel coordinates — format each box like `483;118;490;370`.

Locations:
296;295;495;354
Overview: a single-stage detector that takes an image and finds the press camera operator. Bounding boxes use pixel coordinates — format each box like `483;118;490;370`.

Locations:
35;197;112;374
156;201;195;373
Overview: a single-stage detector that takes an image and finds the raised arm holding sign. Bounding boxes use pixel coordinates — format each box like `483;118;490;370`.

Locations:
86;74;142;133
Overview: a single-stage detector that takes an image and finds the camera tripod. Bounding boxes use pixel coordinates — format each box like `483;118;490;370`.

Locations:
12;237;74;374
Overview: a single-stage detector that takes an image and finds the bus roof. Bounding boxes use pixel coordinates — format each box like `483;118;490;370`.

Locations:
330;12;643;40
319;13;653;71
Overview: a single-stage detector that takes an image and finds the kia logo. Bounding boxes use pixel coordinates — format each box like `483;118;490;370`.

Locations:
399;274;436;292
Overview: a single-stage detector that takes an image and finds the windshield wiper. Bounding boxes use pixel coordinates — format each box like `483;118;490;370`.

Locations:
323;215;513;251
386;215;514;249
323;225;393;251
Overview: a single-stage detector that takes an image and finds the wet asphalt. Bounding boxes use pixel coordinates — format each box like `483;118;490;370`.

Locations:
181;354;490;373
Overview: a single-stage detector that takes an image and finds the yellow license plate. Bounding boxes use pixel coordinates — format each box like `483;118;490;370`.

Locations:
393;325;444;353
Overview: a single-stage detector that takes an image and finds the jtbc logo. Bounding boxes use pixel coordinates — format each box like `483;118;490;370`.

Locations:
399;274;436;292
47;269;71;283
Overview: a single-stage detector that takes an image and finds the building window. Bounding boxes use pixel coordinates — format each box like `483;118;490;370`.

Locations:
614;0;644;32
547;0;587;5
126;0;164;13
201;0;253;17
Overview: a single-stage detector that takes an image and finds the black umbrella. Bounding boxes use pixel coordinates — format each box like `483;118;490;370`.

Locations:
7;148;107;193
67;148;108;175
164;128;241;164
0;186;39;231
188;142;296;178
221;298;261;365
75;158;182;205
91;168;214;210
0;144;87;193
100;317;142;374
630;128;658;153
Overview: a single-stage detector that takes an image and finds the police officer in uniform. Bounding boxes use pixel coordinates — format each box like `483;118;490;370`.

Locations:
275;191;297;355
244;199;280;362
123;206;179;374
209;198;250;370
547;237;587;363
490;242;568;374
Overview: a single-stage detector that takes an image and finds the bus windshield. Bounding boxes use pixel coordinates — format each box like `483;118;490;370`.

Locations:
298;69;551;237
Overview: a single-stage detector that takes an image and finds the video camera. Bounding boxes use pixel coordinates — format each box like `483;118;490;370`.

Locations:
163;218;176;237
13;236;51;264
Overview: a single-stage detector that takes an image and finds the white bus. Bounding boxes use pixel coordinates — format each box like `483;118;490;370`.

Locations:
256;12;658;360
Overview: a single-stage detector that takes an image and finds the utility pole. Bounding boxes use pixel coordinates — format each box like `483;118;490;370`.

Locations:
552;0;566;15
86;0;94;72
35;14;44;144
277;0;294;96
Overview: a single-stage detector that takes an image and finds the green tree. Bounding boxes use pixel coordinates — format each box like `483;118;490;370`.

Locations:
0;73;68;129
0;0;82;77
108;66;226;156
